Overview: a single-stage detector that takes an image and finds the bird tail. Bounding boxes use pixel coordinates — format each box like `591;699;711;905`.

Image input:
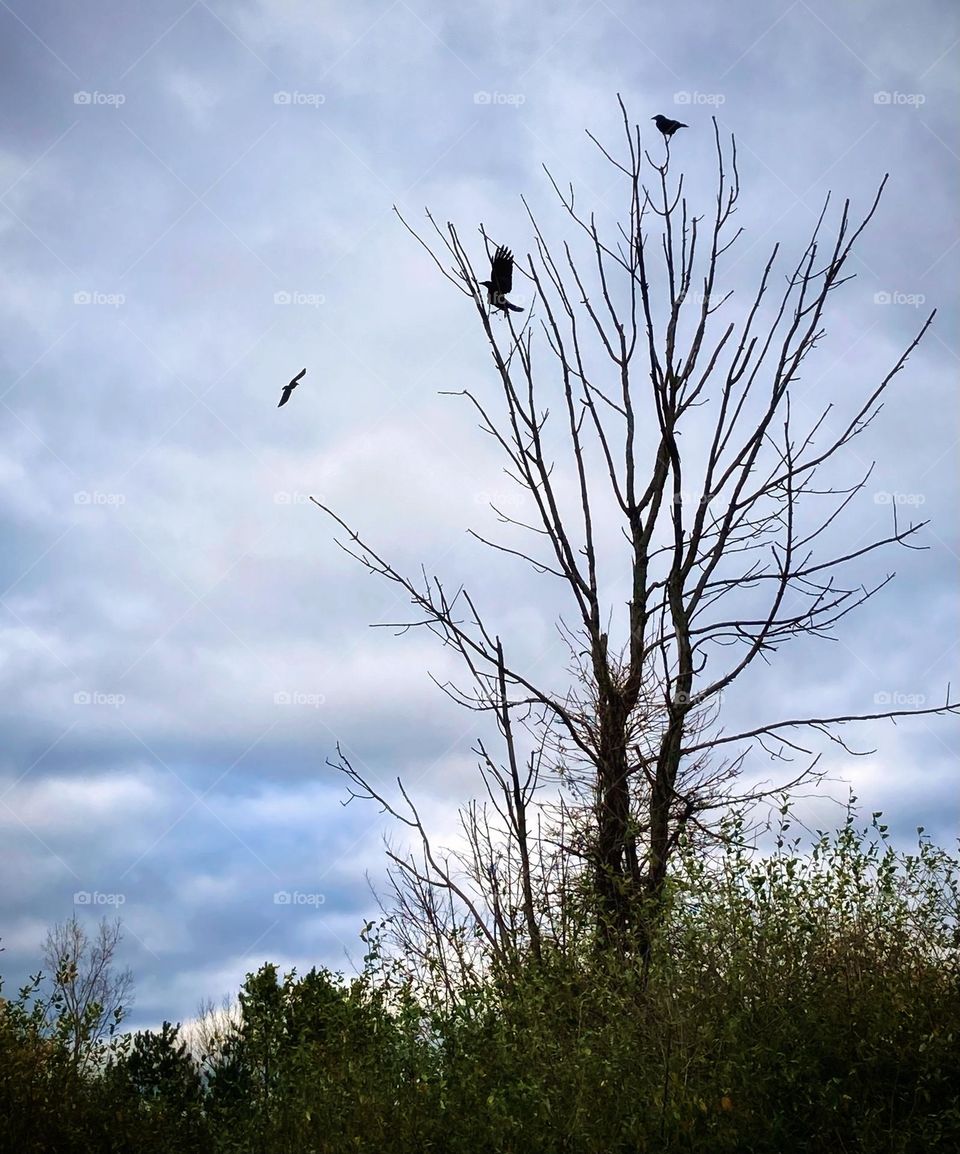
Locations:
504;301;524;313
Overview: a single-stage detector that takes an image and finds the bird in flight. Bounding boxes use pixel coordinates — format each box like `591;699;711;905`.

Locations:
652;114;688;139
481;245;523;315
278;367;306;408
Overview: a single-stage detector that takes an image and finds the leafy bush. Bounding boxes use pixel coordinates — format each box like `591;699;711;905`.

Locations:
2;803;957;1152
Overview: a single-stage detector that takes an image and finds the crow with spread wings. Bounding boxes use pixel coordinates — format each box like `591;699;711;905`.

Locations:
480;245;523;315
278;367;306;408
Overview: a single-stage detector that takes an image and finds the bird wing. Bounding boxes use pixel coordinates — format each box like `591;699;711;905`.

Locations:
490;246;514;295
291;367;306;384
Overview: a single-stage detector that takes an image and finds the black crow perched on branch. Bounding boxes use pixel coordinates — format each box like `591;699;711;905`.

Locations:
652;114;688;139
481;245;523;314
278;367;306;408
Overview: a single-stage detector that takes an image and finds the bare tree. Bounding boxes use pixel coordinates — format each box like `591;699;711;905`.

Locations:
42;914;133;1071
320;98;957;982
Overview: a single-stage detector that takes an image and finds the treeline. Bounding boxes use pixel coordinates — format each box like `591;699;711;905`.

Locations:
2;809;958;1153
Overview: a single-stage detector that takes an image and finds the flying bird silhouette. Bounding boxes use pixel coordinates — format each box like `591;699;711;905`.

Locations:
652;114;688;139
481;245;523;314
278;367;306;408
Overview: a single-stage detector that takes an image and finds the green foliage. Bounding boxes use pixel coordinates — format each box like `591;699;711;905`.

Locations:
0;973;110;1150
204;960;435;1153
2;804;958;1151
105;1021;207;1152
0;964;207;1153
647;803;960;1152
0;970;76;1153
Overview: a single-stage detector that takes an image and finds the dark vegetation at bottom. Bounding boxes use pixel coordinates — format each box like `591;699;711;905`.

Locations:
3;812;957;1153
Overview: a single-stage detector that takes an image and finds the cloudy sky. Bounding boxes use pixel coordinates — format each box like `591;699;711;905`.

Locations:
1;0;957;1032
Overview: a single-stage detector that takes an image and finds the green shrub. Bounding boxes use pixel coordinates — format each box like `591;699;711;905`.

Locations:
3;803;957;1151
